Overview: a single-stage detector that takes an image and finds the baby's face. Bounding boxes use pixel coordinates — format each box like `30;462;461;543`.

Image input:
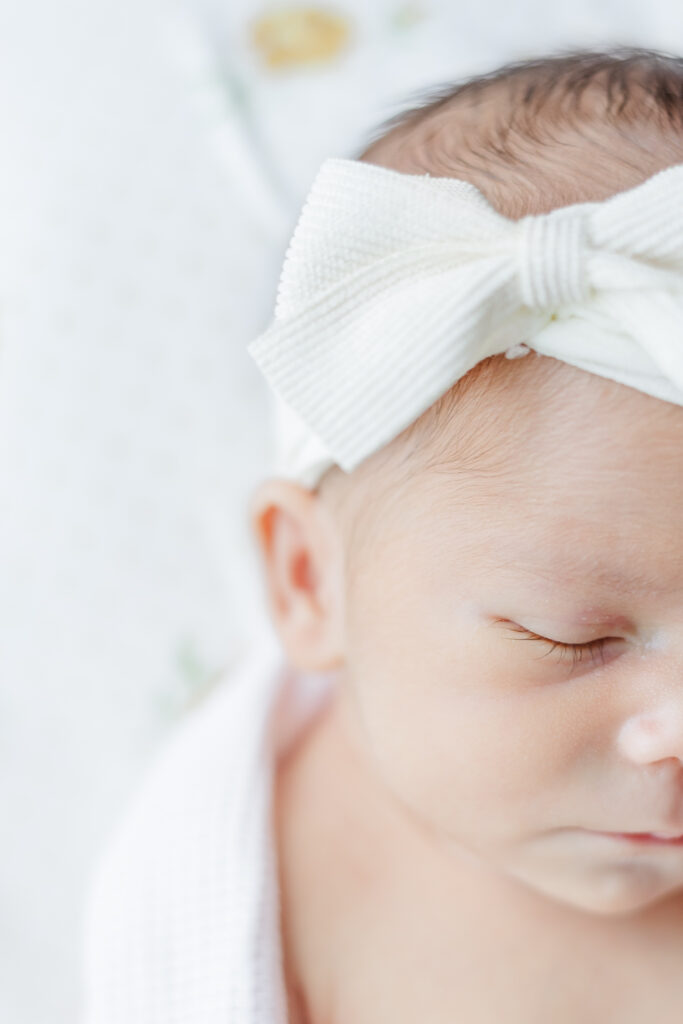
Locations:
331;354;683;918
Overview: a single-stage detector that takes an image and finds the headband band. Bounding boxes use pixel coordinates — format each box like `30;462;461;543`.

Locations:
248;157;683;489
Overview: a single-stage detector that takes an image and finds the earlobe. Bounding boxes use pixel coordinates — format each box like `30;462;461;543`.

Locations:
248;478;345;673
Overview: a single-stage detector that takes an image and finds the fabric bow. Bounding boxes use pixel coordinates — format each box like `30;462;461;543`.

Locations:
248;157;683;481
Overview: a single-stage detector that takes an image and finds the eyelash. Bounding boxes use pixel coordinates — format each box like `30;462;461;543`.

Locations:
500;622;611;669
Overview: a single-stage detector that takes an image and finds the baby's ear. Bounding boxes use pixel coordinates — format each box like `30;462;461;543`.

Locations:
248;479;345;673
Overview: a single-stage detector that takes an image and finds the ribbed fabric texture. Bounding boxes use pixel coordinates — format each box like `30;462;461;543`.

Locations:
248;157;683;489
82;617;335;1023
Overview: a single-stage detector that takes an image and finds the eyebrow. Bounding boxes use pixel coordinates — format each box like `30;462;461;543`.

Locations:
495;556;667;598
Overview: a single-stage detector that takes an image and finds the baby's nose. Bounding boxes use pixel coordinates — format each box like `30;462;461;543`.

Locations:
617;699;683;766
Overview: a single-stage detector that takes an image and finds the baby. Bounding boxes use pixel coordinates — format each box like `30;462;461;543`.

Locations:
250;47;683;1024
84;45;683;1024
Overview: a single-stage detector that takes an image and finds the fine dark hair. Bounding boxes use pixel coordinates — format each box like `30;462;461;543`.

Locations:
353;45;683;164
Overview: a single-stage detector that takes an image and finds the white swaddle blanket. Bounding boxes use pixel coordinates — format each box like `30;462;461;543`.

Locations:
83;615;335;1023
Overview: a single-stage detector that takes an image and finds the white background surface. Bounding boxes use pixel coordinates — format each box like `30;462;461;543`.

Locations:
0;2;681;1020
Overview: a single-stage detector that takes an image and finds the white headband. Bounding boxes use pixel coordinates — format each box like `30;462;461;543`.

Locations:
248;157;683;489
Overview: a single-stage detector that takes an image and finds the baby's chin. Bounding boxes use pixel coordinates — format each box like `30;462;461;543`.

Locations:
499;832;683;920
536;871;682;920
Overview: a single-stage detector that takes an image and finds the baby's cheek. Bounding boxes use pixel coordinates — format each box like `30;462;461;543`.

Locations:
352;671;570;843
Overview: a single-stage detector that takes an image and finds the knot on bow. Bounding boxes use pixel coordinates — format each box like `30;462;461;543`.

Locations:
516;210;592;311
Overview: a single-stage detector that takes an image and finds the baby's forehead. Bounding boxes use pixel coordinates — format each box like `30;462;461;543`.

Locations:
457;364;679;490
386;353;656;476
327;352;683;552
356;377;683;594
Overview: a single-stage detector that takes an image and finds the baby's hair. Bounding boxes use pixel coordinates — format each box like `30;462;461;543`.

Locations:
315;45;683;534
353;45;683;209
